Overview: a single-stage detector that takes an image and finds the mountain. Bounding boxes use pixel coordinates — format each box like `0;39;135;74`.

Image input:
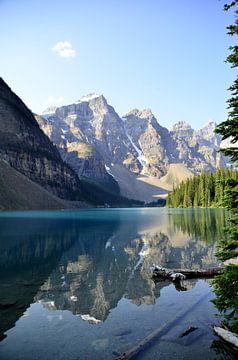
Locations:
0;78;88;201
171;120;226;173
38;95;227;202
122;108;178;177
0;78;140;209
0;160;83;210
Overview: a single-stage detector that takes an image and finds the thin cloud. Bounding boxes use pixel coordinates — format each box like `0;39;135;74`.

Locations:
52;41;76;58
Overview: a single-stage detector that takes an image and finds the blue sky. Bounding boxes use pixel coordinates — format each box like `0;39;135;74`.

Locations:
0;0;235;129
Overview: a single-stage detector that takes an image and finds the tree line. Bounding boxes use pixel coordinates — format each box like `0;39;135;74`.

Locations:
166;167;238;208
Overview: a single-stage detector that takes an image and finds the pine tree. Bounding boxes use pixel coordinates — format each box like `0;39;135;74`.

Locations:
166;168;238;208
193;177;199;207
200;173;206;207
212;0;238;334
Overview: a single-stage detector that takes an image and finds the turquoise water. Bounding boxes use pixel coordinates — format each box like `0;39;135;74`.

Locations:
0;208;234;359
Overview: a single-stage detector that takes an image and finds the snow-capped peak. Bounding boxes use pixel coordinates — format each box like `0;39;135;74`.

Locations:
202;120;217;129
42;106;57;115
78;93;102;103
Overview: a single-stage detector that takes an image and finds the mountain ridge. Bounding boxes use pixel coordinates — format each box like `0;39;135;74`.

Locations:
0;78;141;209
37;94;227;202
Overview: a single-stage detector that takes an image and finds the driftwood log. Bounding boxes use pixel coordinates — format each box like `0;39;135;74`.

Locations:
115;292;210;360
152;265;223;282
213;326;238;351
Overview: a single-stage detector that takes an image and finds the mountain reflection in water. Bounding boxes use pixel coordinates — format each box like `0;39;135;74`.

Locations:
0;208;231;360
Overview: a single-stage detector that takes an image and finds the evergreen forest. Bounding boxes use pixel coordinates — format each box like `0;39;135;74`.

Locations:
166;168;238;208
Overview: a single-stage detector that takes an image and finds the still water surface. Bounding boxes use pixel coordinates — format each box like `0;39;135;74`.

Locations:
0;208;233;359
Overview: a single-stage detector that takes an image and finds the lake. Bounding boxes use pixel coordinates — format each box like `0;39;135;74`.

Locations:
0;208;234;359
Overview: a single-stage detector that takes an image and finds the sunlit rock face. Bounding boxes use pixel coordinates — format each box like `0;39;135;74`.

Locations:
122;109;178;177
37;95;133;188
38;96;228;202
170;121;226;173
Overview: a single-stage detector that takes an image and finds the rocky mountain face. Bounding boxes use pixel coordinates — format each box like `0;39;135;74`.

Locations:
1;78;142;208
0;78;88;205
36;94;136;181
1;78;140;209
122;108;178;177
170;121;226;173
38;94;227;202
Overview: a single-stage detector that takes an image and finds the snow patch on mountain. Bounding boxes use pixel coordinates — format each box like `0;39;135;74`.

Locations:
124;126;148;167
105;165;115;178
68;114;77;120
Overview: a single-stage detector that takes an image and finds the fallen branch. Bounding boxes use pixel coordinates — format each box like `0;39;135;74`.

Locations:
115;292;210;360
213;326;238;350
180;326;198;338
152;265;223;281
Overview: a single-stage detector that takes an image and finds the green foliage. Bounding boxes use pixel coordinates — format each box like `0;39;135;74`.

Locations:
212;265;238;333
212;1;238;335
166;168;238;209
215;1;238;161
215;177;238;261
